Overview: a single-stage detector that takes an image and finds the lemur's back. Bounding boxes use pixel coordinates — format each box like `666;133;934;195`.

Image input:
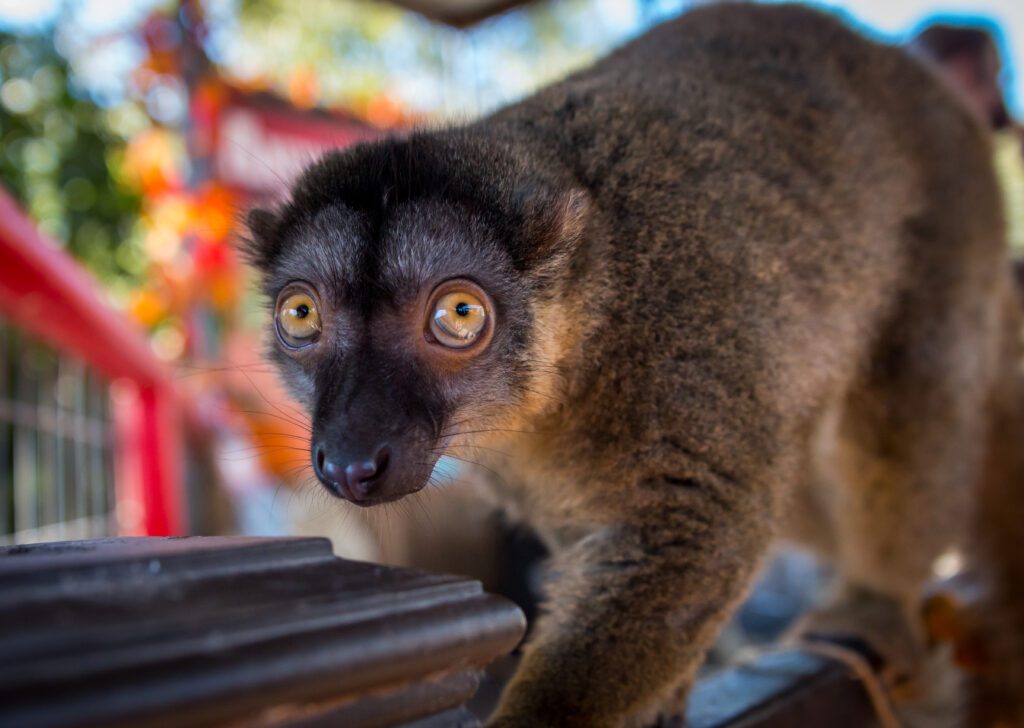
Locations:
491;0;1004;293
481;2;1012;489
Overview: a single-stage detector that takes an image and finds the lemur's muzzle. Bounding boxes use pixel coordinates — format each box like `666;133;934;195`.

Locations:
313;442;391;503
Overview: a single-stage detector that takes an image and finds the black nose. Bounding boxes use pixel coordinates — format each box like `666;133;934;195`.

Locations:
314;444;390;501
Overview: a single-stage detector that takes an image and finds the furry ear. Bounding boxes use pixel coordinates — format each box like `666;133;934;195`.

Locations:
522;188;591;279
240;207;280;270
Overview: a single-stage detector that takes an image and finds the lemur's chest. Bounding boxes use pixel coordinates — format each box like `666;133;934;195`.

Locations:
465;426;611;537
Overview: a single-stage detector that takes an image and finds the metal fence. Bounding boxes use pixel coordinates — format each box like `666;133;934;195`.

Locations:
0;188;184;538
0;320;117;545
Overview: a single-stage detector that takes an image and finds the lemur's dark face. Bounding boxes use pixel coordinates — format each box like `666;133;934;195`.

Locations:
245;134;586;506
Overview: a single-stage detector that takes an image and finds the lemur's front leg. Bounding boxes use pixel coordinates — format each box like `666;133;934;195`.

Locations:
489;476;773;728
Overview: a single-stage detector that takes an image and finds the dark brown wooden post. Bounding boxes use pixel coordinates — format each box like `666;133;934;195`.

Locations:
0;537;525;727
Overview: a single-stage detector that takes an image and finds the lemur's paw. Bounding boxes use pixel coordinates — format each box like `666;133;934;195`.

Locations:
787;586;965;727
787;585;923;680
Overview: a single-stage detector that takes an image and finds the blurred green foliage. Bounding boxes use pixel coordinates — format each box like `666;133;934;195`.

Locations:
0;33;144;287
995;131;1024;254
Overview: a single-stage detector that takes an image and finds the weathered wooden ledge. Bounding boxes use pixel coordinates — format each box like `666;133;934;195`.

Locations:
0;537;526;728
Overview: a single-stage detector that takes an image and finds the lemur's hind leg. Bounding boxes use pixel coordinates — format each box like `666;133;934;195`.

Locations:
793;407;975;726
792;293;1001;726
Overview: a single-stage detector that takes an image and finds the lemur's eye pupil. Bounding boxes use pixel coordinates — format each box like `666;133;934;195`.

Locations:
429;287;490;349
276;288;322;349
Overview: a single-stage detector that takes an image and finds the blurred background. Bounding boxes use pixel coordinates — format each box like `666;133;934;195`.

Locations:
0;0;1022;674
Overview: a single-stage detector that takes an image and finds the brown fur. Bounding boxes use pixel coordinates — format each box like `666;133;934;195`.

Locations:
247;3;1024;725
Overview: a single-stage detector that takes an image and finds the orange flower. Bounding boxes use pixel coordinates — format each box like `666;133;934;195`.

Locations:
122;128;185;196
149;191;194;234
365;93;407;128
128;287;168;328
286;66;320;109
193;183;238;240
207;269;240;313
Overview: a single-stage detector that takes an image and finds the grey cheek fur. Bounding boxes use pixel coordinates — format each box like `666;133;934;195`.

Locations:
269;345;316;407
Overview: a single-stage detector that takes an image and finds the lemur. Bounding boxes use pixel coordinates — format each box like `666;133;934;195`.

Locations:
244;3;1024;725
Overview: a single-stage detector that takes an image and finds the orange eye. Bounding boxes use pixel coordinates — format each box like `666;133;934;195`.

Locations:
429;289;488;349
276;287;322;348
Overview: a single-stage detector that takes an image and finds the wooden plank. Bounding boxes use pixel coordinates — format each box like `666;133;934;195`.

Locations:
0;537;525;728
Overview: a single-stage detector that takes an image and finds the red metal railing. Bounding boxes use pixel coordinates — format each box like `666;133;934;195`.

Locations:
0;188;184;536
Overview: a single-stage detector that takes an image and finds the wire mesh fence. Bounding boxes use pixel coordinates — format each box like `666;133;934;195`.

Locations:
0;319;117;545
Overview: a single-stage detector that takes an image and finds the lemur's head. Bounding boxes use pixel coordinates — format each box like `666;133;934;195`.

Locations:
244;131;588;506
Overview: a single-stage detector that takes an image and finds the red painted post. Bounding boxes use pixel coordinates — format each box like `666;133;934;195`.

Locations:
110;381;184;536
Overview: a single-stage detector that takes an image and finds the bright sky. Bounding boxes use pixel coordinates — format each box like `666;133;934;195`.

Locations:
1;0;1022;116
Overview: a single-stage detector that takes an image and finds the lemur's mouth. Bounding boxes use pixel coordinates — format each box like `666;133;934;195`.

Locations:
311;439;438;507
338;491;409;508
320;474;422;507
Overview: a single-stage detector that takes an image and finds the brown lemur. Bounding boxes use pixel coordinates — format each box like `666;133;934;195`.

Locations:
244;2;1024;726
